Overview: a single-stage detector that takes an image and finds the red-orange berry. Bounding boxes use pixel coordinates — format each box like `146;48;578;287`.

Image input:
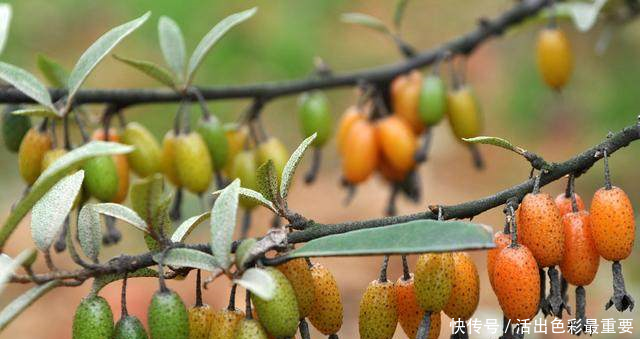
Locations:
358;280;398;339
341;119;379;184
559;210;600;286
487;232;511;290
308;263;343;335
492;245;540;323
443;252;479;321
589;186;635;261
394;275;441;339
554;192;585;216
518;192;565;267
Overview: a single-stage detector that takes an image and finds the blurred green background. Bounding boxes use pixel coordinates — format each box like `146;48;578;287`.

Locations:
1;1;639;338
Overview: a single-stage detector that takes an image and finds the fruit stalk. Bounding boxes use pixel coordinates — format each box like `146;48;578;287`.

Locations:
415;311;431;339
605;261;635;312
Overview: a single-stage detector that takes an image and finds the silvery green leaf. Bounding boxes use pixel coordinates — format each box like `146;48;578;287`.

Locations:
210;179;240;270
0;4;11;55
113;54;176;88
31;171;84;251
92;203;148;233
67;12;150;102
77;204;101;262
341;13;390;34
463;136;526;155
92;268;157;293
257;160;279;205
11;108;59;118
186;7;257;85
0;248;37;295
280;133;316;200
233;267;275;300
36;54;69;88
0;61;55;112
553;0;607;32
171;212;210;242
153;248;218;271
158;16;187;82
0;280;60;331
212;187;277;213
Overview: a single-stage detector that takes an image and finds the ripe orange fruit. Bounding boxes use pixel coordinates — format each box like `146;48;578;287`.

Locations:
395;275;441;339
358;280;398;339
18;127;52;185
443;252;479;321
536;27;573;90
589;187;635;261
493;244;540;323
341;119;379;184
160;131;181;187
414;253;454;312
277;258;315;318
308;263;343;335
375;115;417;174
337;106;366;155
559;210;600;286
377;157;407;183
446;85;482;141
554;192;585;216
92;128;129;203
487;232;511;290
209;308;244;339
518;192;565;267
188;304;213;339
391;70;425;133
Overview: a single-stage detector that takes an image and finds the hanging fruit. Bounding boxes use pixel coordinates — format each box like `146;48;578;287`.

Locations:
418;74;447;126
298;91;333;147
446;85;482;141
196;115;229;171
121;122;162;177
391;70;425;133
174;132;213;194
341;119;379;184
18;127;52;185
536;26;573;90
376;115;417;174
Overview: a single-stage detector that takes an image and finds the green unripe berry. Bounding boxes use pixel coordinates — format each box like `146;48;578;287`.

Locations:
83;156;119;202
189;304;213;339
147;290;189;339
414;253;455;312
234;319;268;339
72;295;114;339
196;116;229;170
113;315;148;339
298;91;332;147
2;105;31;153
122;122;162;177
175;132;213;194
250;267;300;339
229;150;259;209
418;75;447;126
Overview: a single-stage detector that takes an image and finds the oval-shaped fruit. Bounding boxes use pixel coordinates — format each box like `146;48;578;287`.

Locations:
113;315;148;339
395;275;441;339
376;115;417;174
256;137;288;180
493;245;540;323
229;150;259;209
92;128;130;203
337;106;366;155
446;86;482;141
175;132;213;194
147;290;189;339
223;127;249;175
414;253;454;312
536;27;573;90
559;210;600;286
83;156;119;202
160;131;181;187
487;232;511;290
18;128;52;185
358;280;398;339
391;70;424;133
2;106;31;153
72;295;114;339
518;192;564;267
418;74;447;126
341;120;379;184
189;304;213;339
590;186;635;261
251;267;299;339
277;258;315;318
298;91;333;147
378;158;406;183
121;122;161;177
210;308;244;339
443;252;480;321
234;319;268;339
554;192;585;216
41;148;67;170
308;263;343;335
197;117;229;170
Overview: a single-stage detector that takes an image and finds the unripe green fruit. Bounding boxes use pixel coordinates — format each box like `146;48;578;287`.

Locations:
18;127;52;185
113;315;148;339
210;308;244;339
160;131;181;187
418;75;447;126
83;156;119;202
147;290;189;339
196;117;229;170
174;132;213;194
250;267;300;339
72;295;114;339
122;122;162;177
358;280;398;339
2;106;31;153
414;253;455;312
189;304;213;339
235;238;257;269
256;137;288;180
298;91;333;147
277;258;315;318
234;319;268;339
446;86;482;141
229;150;259;209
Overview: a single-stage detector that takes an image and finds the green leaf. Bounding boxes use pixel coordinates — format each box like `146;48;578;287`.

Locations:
257;160;279;205
0;4;11;55
77;204;101;262
341;13;390;34
186;7;257;85
31;171;84;251
210;179;240;270
92;268;157;294
92;203;148;233
158;16;187;82
113;54;176;88
280;133;316;200
0;141;133;250
36;54;69;88
11;107;59;118
130;174;171;250
153;248;218;272
67;11;150;102
233;267;275;300
171;212;211;242
212;187;277;213
394;0;409;30
0;61;55;111
0;248;37;295
289;219;494;258
553;0;607;32
463;136;526;155
0;280;60;331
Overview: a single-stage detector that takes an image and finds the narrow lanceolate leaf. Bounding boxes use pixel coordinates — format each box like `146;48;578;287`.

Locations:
212;187;277;213
394;0;409;29
92;203;148;233
36;54;69;88
233;267;275;300
463;136;526;155
0;141;133;250
341;13;390;34
153;248;218;272
130;174;171;251
0;248;37;295
158;16;187;82
0;280;60;331
0;61;54;111
280;133;316;200
92;268;157;293
113;54;176;88
186;7;257;84
257;160;280;205
171;212;211;242
210;179;240;270
67;11;151;102
31;171;84;251
0;4;12;55
553;0;607;32
289;219;494;258
11;107;59;118
77;204;102;262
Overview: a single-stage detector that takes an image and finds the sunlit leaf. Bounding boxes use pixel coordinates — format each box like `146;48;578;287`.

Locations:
233;267;275;300
77;204;101;263
171;212;211;242
36;54;69;88
92;268;157;293
554;0;607;32
462;136;526;155
113;54;176;88
257;160;279;204
153;248;218;271
0;4;12;55
92;203;148;233
280;133;316;200
210;179;240;270
11;108;59;118
158;16;187;82
0;248;37;295
212;187;277;213
0;280;60;331
341;13;390;34
0;61;55;111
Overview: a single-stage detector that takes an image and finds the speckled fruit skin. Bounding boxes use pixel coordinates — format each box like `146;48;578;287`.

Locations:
189;304;213;339
256;137;289;181
147;290;189;339
72;295;114;339
175;132;213;194
2;106;31;153
446;86;482;141
308;263;343;335
337;106;366;155
83;156;119;202
277;258;315;318
414;253;454;312
121;122;161;177
234;319;268;339
298;91;333;147
18;128;51;185
487;232;511;290
91;129;130;203
160;131;181;187
536;28;573;90
590;186;635;261
493;245;540;323
443;252;480;321
342;119;379;184
376;116;417;174
197;117;229;171
559;211;600;286
251;267;299;339
113;315;148;339
518;192;565;267
209;308;244;339
41;148;67;170
554;193;585;216
418;74;447;126
394;275;441;339
229;150;259;209
391;70;425;133
358;280;398;339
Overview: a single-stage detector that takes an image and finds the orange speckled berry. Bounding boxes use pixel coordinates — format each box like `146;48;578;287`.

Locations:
209;308;244;339
18;128;52;185
308;263;343;335
391;70;425;133
590;186;635;261
518;192;565;267
189;304;213;339
554;192;585;216
394;275;441;339
559;210;600;286
414;253;454;312
277;258;315;318
443;252;479;321
493;245;540;323
487;232;511;290
375;115;418;174
337;106;366;155
358;280;398;339
341;119;379;184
